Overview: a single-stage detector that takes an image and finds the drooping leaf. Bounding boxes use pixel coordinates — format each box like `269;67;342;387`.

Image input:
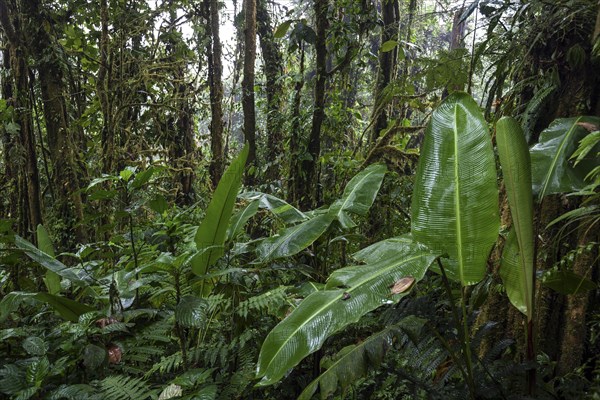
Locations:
411;92;499;285
34;293;95;322
274;20;293;38
530;116;600;200
540;269;597;295
240;191;308;224
192;144;249;277
37;225;61;295
15;236;89;286
496;117;534;320
329;164;387;228
255;214;335;262
298;316;427;400
175;295;207;328
227;200;260;241
255;239;437;386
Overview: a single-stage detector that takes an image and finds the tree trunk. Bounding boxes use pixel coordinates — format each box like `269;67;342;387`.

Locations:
369;0;398;145
287;45;305;205
242;0;257;185
298;0;329;209
0;0;43;238
257;0;284;185
21;0;86;244
205;0;225;187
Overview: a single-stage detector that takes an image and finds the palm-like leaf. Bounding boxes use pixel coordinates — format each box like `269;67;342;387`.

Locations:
37;224;61;295
411;92;499;285
255;238;437;385
496;117;534;319
530;116;600;200
192;144;248;276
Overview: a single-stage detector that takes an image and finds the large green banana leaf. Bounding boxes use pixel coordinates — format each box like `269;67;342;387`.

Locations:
329;164;387;229
298;316;426;400
255;238;437;386
411;92;499;286
239;191;308;224
192;144;248;276
530;116;600;200
496;117;534;320
255;213;335;262
226;199;260;241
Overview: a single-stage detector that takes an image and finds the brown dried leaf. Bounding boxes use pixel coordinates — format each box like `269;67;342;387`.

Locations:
576;122;599;132
107;344;122;364
390;277;415;294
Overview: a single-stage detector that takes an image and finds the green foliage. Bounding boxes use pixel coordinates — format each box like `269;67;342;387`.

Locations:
256;237;437;386
192;144;249;277
411;92;499;286
531;117;600;200
496;117;534;319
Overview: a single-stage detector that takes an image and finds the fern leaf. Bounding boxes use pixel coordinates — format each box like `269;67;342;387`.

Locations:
99;375;155;400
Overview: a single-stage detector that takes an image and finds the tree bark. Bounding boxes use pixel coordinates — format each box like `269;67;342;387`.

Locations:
257;0;284;185
298;0;329;209
287;45;305;205
20;0;85;243
205;0;225;187
369;0;398;145
242;0;257;185
0;0;43;238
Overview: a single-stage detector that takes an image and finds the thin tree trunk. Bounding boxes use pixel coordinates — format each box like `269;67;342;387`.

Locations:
298;0;329;209
242;0;257;185
369;0;398;145
287;45;305;205
257;0;284;184
205;0;225;187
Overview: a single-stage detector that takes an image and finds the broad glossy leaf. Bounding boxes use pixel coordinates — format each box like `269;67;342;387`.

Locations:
255;214;335;262
541;269;597;295
240;191;307;224
411;92;499;285
531;116;600;200
175;295;207;328
496;117;534;320
23;336;48;356
329;164;387;229
352;235;416;264
15;236;89;286
37;225;61;295
255;239;436;385
298;316;426;400
34;293;95;322
226;199;260;241
192;144;248;276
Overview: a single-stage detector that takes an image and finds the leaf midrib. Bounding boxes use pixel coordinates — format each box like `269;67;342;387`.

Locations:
539;117;582;201
258;253;425;379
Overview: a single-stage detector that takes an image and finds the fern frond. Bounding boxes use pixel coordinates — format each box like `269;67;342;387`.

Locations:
98;375;156;400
